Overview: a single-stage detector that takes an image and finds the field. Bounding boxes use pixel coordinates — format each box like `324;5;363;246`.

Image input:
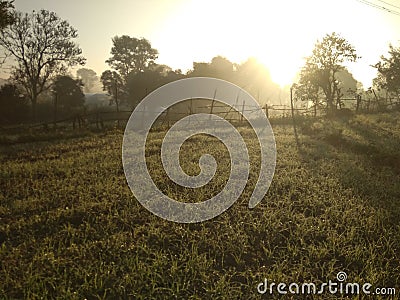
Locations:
1;112;400;299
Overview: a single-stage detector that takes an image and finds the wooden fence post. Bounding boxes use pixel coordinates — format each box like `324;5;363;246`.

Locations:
370;89;379;112
290;85;300;149
264;103;269;118
356;95;361;112
209;89;217;120
240;100;245;123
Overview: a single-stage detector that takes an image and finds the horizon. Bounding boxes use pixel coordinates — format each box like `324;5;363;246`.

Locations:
2;0;400;88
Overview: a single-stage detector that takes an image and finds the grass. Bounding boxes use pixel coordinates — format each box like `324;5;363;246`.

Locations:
0;112;399;299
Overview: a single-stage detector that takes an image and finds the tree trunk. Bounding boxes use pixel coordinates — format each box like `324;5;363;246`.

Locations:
115;84;120;127
53;93;58;127
31;96;38;123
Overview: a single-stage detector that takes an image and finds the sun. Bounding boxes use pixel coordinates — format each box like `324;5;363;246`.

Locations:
153;0;316;86
152;0;385;88
255;55;300;88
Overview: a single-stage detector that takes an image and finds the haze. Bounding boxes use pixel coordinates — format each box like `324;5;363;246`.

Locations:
11;0;400;87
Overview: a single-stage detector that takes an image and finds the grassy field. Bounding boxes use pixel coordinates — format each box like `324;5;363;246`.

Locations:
1;112;399;299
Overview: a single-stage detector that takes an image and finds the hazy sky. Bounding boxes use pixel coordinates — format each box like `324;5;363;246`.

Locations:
10;0;400;87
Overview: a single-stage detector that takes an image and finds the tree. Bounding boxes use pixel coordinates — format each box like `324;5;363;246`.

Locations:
126;64;184;107
0;0;14;30
76;68;98;93
100;70;125;113
297;32;358;112
53;75;85;111
0;0;14;65
187;56;282;105
188;56;235;81
373;45;400;96
0;9;86;120
293;81;322;116
234;57;282;105
0;83;29;124
106;36;158;81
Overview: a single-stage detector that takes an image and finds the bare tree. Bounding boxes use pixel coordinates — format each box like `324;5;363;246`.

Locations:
0;9;85;120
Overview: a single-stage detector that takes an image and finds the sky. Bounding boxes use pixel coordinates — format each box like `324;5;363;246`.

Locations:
8;0;400;88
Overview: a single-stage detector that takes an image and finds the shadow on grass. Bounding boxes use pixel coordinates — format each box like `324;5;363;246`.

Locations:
299;114;400;225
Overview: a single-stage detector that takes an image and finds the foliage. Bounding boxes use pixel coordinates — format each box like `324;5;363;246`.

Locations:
374;44;400;96
0;83;29;124
53;75;85;112
0;9;85;120
0;0;14;30
76;68;98;93
234;57;283;104
187;56;282;105
188;56;235;80
100;70;125;111
126;64;184;107
297;32;358;112
336;68;359;98
105;36;158;81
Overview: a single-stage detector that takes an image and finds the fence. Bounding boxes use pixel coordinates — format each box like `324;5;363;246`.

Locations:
1;94;399;132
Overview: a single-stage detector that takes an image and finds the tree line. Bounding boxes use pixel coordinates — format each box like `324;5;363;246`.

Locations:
0;2;400;125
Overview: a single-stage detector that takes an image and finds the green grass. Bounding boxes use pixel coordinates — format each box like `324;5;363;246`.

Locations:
0;112;399;299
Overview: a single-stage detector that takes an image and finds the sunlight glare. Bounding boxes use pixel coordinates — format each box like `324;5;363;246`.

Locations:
153;0;395;88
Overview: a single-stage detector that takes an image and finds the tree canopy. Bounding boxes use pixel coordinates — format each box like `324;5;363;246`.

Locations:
188;56;235;80
53;75;85;110
373;44;400;95
100;70;125;111
0;83;29;124
297;32;358;112
0;9;85;120
77;68;98;93
126;64;184;107
0;0;14;30
106;36;158;81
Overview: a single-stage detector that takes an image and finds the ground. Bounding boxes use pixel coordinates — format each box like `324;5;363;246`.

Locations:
0;112;399;299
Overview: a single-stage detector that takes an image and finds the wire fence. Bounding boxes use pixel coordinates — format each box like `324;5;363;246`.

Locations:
1;95;399;132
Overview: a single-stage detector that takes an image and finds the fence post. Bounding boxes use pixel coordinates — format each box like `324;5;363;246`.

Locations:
240;100;245;123
356;95;361;113
209;89;217;120
370;89;379;112
264;103;269;118
290;85;300;149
